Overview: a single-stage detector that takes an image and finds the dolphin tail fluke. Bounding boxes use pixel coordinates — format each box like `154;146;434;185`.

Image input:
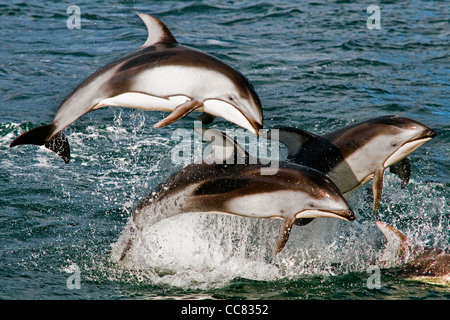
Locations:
274;218;295;254
45;132;71;164
10;123;56;147
10;123;70;164
153;99;203;128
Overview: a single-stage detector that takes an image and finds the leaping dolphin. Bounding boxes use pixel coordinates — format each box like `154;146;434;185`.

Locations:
376;221;450;284
115;127;355;261
266;116;436;214
10;13;263;163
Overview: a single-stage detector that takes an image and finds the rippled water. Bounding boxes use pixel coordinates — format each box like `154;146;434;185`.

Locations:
0;1;449;300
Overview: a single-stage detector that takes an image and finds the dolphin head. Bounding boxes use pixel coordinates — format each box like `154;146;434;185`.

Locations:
201;66;263;135
375;116;436;168
256;164;356;254
291;166;356;223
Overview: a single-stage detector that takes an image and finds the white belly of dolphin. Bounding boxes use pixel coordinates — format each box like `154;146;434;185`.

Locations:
224;190;331;220
97;93;192;112
97;94;257;134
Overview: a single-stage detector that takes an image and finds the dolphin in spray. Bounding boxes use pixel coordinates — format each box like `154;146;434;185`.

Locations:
376;221;450;284
266;116;436;214
115;128;355;260
10;14;263;163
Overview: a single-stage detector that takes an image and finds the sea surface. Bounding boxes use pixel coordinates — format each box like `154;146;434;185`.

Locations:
0;0;449;300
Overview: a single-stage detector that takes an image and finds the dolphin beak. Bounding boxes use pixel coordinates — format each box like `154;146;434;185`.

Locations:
420;128;436;140
203;99;263;135
384;127;436;168
224;100;263;135
230;102;263;135
246;116;263;135
330;209;356;221
408;127;436;143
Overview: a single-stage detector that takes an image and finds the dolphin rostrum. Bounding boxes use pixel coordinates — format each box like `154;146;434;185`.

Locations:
10;14;263;163
115;127;355;261
376;221;450;283
266;115;436;214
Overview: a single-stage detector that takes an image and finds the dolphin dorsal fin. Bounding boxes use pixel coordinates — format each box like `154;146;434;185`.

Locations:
137;13;177;47
194;127;253;164
267;127;318;158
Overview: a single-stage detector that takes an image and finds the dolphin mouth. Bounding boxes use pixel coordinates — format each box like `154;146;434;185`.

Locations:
328;209;356;221
384;128;436;168
203;99;263;135
413;128;436;141
244;114;263;135
225;102;263;135
295;209;355;221
405;128;436;145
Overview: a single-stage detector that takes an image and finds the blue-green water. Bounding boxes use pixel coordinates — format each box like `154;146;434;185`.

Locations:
0;1;448;300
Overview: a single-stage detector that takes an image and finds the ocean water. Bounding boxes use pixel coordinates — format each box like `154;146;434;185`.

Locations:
0;0;449;300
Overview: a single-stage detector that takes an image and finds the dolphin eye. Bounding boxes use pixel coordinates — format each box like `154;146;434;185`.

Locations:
391;143;397;147
309;202;315;208
228;97;234;101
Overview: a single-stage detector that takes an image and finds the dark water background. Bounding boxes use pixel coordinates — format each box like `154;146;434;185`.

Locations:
0;1;448;299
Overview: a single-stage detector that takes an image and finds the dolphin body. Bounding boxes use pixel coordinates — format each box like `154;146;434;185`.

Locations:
376;221;450;284
267;116;436;214
10;14;263;163
115;128;355;261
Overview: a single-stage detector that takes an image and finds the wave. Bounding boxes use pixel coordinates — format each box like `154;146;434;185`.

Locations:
2;111;447;292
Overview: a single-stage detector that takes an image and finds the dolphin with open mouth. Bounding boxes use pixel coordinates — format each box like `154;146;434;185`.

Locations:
10;14;263;163
114;127;355;261
266;115;436;214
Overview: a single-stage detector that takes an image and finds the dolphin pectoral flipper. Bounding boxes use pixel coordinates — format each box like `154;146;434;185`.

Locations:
274;218;296;254
390;157;411;188
372;168;385;214
10;123;71;164
119;238;133;262
118;226;136;262
153;99;203;128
